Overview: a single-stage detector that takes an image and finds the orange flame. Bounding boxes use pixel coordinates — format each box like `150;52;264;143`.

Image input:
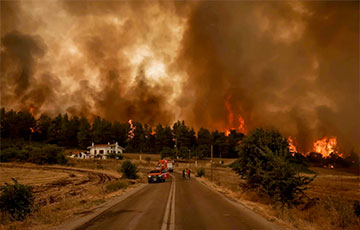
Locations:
313;136;342;158
128;119;136;140
29;107;34;115
30;127;35;133
224;95;246;135
225;129;231;136
287;136;297;154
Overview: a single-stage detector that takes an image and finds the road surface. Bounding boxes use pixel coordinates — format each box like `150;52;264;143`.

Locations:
75;173;282;230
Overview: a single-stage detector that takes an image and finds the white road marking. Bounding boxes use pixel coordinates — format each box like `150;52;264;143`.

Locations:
161;174;176;230
169;175;176;230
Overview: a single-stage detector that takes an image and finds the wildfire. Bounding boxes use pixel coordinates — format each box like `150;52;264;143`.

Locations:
225;129;231;136
313;136;342;157
30;127;35;133
29;107;34;115
128;119;136;140
287;136;297;153
224;95;247;136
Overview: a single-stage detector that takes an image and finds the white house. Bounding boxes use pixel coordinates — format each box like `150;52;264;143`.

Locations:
87;142;125;160
70;152;89;159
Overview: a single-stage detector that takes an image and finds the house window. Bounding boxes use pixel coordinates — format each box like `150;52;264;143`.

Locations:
107;150;109;153
100;150;104;154
94;150;97;154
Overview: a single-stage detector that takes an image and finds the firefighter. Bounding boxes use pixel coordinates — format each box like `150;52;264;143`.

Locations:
188;169;191;180
182;169;185;179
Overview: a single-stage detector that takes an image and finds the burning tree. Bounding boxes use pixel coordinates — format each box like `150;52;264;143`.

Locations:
232;128;315;206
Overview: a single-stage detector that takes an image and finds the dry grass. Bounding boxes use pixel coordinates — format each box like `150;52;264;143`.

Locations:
0;162;145;230
193;165;360;230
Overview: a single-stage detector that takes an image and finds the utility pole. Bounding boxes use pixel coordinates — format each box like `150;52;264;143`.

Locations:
210;144;213;181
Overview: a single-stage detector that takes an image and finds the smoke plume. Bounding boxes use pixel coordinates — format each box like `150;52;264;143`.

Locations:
0;1;359;154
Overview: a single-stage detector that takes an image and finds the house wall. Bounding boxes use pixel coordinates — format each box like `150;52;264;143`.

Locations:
88;143;124;159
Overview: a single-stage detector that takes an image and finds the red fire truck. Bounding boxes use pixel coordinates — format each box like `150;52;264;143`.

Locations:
157;159;174;172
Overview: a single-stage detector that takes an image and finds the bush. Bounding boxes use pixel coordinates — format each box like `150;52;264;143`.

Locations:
0;179;34;221
108;153;123;160
28;145;67;165
232;128;315;207
0;140;67;165
196;168;205;177
120;160;138;179
105;180;128;193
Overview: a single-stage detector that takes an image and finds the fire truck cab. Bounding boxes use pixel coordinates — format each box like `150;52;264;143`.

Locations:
148;168;170;183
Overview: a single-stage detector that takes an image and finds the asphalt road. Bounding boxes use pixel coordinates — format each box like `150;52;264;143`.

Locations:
76;173;282;230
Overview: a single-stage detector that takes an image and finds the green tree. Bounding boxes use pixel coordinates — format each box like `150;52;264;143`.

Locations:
47;114;62;144
77;117;91;149
173;120;196;153
155;125;174;153
92;116;112;144
34;114;52;142
111;121;128;147
232;128;314;206
126;121;145;153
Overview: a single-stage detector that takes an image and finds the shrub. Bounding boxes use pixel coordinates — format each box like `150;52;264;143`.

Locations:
0;179;35;221
196;168;205;177
0;141;67;165
120;160;138;179
105;180;128;193
28;145;67;165
232;128;315;207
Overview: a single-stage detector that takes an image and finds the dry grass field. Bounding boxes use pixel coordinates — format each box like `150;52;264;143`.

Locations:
0;161;147;230
191;164;360;230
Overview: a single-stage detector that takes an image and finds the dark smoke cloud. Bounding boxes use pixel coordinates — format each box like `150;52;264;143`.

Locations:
0;1;358;154
1;30;47;111
177;1;359;153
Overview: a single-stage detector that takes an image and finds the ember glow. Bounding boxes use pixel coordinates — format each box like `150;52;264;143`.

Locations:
1;1;359;155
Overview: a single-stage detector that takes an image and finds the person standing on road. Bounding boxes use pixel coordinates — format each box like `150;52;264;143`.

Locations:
188;169;191;180
182;169;185;179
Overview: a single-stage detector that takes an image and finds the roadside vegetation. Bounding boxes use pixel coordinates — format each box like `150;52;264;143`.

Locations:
119;160;138;179
231;128;315;206
0;179;34;221
191;128;360;230
196;168;205;177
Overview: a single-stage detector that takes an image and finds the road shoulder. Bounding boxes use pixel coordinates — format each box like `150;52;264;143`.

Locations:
58;183;148;230
194;177;287;230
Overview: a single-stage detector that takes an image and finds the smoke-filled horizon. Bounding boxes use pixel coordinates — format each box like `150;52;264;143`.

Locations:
1;1;359;154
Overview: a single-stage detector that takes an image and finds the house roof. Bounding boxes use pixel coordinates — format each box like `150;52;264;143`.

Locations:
87;143;125;149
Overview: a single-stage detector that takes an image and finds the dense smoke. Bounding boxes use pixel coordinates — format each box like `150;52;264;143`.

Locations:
0;1;359;154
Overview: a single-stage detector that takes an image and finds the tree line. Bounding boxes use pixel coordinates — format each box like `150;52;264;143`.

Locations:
0;108;244;158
